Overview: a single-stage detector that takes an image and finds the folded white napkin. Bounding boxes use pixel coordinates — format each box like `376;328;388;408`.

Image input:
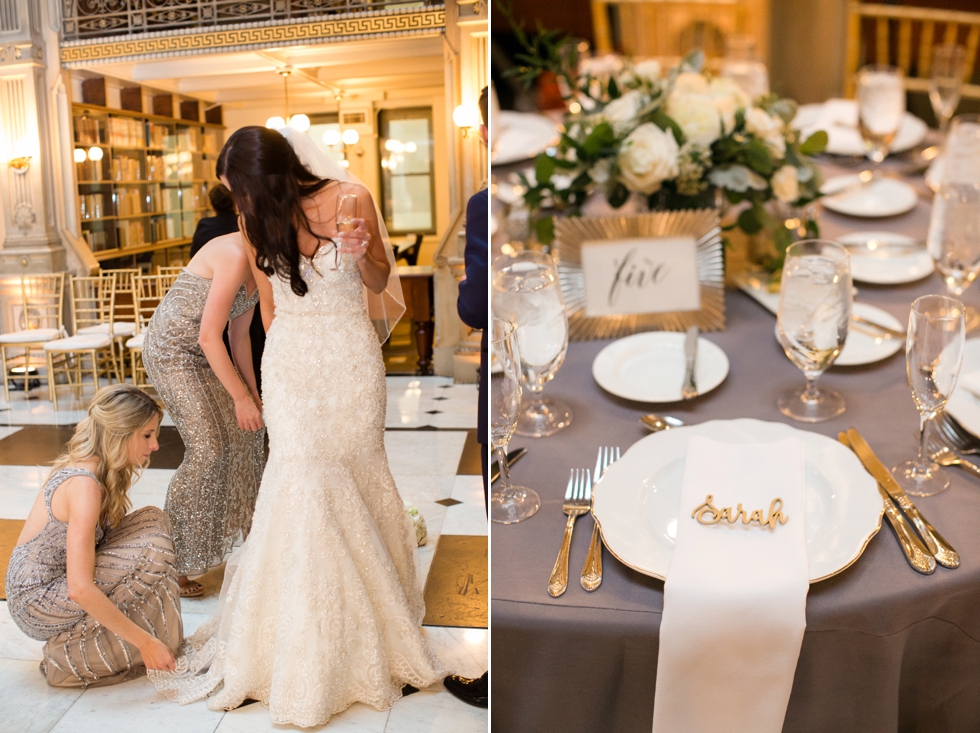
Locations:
958;370;980;399
652;436;809;733
806;98;864;155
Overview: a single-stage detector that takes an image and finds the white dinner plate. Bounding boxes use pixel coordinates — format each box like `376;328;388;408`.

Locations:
592;332;730;403
491;111;560;166
794;101;928;156
821;175;919;218
944;337;980;437
838;231;934;284
734;273;905;366
592;418;883;582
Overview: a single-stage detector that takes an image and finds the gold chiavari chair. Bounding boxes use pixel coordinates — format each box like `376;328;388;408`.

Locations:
156;265;184;276
44;274;118;409
844;2;980;100
127;272;180;390
79;268;139;380
0;273;66;402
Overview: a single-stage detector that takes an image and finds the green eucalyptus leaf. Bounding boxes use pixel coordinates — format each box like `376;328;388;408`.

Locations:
535;216;556;245
608;75;620;100
535;153;557;184
607;182;629;208
743;139;773;175
737;206;765;235
649;111;684;145
582;122;615;157
799;130;829;156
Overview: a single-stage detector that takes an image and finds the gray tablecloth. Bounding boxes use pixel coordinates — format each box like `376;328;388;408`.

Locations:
490;164;980;733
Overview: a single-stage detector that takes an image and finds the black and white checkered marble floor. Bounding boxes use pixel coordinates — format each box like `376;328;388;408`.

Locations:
0;376;487;733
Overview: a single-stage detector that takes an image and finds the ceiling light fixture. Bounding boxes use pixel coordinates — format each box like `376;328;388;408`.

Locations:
266;69;312;132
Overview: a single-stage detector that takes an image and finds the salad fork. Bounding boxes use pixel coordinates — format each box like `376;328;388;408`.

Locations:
581;447;620;591
937;412;980;455
927;437;980;479
547;468;591;598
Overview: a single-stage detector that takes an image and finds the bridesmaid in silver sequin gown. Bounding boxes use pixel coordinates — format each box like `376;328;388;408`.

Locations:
142;232;266;593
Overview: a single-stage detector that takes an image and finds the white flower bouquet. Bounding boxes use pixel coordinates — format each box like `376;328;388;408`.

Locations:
509;37;829;267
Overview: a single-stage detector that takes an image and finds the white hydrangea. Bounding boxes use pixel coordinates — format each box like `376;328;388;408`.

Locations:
602;90;645;136
771;164;800;202
673;72;709;95
617;123;680;195
666;92;722;147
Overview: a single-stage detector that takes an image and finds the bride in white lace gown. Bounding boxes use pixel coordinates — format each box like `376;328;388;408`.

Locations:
150;127;445;726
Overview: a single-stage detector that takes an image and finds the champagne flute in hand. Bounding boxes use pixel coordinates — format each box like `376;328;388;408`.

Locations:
335;193;358;270
893;295;965;497
491;318;541;524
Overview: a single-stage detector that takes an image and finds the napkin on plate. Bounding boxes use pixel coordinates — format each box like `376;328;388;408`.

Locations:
958;370;980;399
806;98;863;155
652;436;809;733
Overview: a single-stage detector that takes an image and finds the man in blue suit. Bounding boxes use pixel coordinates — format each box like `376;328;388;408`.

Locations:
444;86;489;709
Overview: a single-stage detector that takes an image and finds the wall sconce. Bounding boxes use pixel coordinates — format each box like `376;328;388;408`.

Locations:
322;128;362;170
9;138;31;174
453;103;482;137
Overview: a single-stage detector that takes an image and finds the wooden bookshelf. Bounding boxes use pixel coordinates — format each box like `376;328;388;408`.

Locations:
72;91;224;264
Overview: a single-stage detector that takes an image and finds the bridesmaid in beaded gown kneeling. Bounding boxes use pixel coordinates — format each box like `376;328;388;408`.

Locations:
5;384;181;687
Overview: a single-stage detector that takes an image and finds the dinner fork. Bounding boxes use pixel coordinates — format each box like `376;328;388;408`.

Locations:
927;437;980;479
548;468;591;598
581;447;621;592
937;412;980;455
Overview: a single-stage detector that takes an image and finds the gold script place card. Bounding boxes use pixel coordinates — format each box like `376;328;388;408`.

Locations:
554;209;725;340
580;236;701;318
692;494;789;530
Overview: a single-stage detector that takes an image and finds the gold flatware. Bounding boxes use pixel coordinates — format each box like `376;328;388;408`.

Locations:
838;432;936;574
846;428;959;569
851;314;906;340
926;438;980;480
640;414;684;432
548;468;591;597
581;446;620;592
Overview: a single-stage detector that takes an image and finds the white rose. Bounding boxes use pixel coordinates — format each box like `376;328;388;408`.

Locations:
590;158;612;185
617;123;680;195
602;91;645;136
745;106;787;157
633;59;662;83
673;72;709;95
771;165;800;202
666;92;722;147
705;78;748;133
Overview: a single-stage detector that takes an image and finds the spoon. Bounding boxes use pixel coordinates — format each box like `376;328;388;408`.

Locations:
640;414;684;432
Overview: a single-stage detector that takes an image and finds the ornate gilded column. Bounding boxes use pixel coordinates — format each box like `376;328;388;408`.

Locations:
0;0;66;273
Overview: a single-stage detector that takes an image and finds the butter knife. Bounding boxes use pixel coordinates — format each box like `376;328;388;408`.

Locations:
490;447;527;484
846;428;959;569
838;433;936;574
681;326;699;399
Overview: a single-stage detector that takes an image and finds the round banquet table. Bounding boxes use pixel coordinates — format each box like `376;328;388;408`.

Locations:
490;157;980;733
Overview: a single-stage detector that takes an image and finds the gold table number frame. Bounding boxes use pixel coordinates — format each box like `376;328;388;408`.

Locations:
554;209;725;341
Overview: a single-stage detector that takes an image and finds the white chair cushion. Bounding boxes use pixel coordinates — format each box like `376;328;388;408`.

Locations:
44;334;112;351
78;321;137;337
0;328;63;344
126;334;144;349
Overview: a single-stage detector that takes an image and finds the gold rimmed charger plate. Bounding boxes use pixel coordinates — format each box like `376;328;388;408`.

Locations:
591;418;883;583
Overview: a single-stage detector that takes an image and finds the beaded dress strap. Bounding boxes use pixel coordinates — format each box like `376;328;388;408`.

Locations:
44;468;102;522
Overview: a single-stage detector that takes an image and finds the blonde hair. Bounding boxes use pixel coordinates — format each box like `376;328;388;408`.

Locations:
51;384;163;528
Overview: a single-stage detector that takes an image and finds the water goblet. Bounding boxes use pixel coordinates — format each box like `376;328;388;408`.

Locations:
929;44;966;135
892;295;965;497
856;64;905;165
776;240;852;423
492;250;572;437
490;318;541;524
931;182;980;331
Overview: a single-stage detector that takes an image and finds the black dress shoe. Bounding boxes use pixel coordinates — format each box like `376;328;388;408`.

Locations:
443;672;488;708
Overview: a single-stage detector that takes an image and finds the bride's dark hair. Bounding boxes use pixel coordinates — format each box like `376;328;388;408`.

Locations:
216;126;333;297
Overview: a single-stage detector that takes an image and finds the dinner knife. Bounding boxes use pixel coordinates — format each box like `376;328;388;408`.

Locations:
681;326;699;400
490;447;527;484
845;428;959;569
838;433;936;575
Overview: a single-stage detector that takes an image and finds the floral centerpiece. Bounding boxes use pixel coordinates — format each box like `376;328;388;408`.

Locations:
507;28;829;271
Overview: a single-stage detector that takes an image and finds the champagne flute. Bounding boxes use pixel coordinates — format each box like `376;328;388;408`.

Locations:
856;64;905;165
893;295;965;497
492;250;572;437
929;44;965;135
931;182;980;331
335;193;358;270
776;240;852;423
490;318;541;524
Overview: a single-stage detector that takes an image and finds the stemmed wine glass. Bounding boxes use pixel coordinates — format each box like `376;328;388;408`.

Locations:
490;318;541;524
893;295;965;497
491;250;572;437
776;240;852;423
930;182;980;331
856;64;905;165
929;44;965;135
336;193;358;270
